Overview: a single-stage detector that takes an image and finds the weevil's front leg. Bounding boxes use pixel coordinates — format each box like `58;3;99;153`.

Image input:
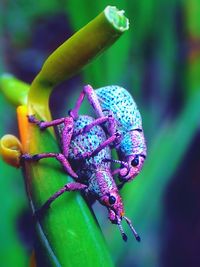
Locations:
35;182;88;218
21;153;78;179
112;168;129;184
29;115;74;158
104;158;129;176
70;84;104;119
28;115;73;131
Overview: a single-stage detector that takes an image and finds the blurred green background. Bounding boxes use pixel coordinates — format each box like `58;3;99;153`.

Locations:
0;1;200;267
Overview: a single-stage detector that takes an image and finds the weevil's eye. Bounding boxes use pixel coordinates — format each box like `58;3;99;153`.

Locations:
108;195;116;205
131;155;139;167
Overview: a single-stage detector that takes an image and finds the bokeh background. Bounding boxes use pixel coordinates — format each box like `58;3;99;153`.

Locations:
0;1;200;267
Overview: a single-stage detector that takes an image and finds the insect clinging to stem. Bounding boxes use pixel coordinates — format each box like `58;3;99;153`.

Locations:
22;113;141;241
70;84;147;186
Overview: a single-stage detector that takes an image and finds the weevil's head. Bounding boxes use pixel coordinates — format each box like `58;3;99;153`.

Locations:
99;189;125;221
119;154;146;182
119;130;147;182
100;190;140;242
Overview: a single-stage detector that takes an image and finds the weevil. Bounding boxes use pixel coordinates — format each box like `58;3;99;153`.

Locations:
70;85;147;185
22;114;140;241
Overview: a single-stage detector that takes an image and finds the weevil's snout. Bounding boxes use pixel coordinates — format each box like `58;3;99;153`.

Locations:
119;154;146;182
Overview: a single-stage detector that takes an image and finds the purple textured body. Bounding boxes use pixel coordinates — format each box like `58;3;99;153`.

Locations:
22;114;140;241
70;85;147;184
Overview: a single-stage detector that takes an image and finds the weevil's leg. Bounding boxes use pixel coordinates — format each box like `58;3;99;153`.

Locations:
111;169;128;189
112;168;121;176
28;115;74;159
73;115;116;137
83;84;105;117
104;158;129;179
77;133;120;160
28;115;66;130
61;117;74;158
70;84;104;119
103;158;129;168
22;153;78;179
35;182;88;218
69;90;85;119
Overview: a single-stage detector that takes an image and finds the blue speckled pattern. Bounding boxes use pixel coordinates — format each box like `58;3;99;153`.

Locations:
58;115;112;182
96;85;142;134
58;115;118;197
70;115;110;167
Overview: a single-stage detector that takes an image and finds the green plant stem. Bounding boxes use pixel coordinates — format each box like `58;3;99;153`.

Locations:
0;74;29;106
0;6;129;266
23;6;128;267
28;6;129;120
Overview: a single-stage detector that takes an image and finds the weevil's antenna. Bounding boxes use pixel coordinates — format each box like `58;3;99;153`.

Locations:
117;216;128;242
103;158;129;169
123;216;141;242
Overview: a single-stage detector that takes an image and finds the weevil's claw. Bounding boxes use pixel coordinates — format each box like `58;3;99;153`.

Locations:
27;114;38;124
27;115;46;130
21;154;32;161
21;154;40;161
28;115;44;124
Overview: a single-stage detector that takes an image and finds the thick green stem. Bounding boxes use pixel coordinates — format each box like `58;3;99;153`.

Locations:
23;6;129;267
28;6;129;120
0;6;129;266
0;74;29;106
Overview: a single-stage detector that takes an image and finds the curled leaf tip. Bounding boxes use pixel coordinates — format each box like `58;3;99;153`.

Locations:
0;134;22;168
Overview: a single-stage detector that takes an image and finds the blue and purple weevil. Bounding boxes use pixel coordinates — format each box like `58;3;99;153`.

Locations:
70;85;147;186
22;113;140;241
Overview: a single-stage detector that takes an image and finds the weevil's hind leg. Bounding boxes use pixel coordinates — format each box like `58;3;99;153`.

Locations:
70;84;105;119
35;182;88;218
21;152;78;179
28;115;66;130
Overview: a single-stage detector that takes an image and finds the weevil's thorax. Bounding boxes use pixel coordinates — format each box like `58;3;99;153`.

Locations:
96;86;142;134
87;169;115;197
120;130;147;158
118;130;147;181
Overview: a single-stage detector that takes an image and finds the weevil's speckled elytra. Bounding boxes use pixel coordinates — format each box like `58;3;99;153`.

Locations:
22;114;140;241
70;85;147;185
